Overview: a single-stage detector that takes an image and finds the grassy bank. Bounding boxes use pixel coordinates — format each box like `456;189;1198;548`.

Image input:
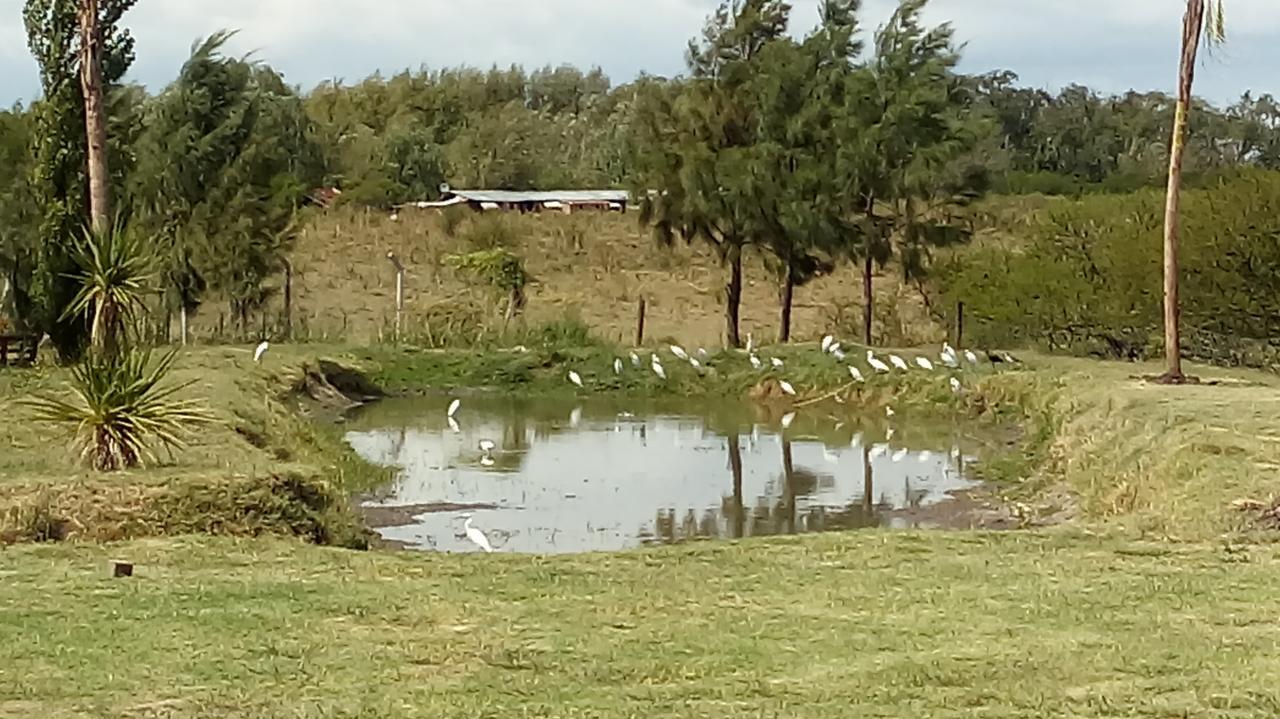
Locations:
5;532;1280;718
0;346;386;547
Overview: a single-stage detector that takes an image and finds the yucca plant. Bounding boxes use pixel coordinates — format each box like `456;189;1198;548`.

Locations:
64;220;155;359
24;349;212;471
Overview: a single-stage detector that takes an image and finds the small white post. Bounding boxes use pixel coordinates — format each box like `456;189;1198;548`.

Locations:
179;304;188;347
386;251;405;344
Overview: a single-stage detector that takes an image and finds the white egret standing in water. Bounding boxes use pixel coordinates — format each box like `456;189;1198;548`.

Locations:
889;354;909;371
915;356;935;371
779;380;797;396
447;399;462;418
849;366;865;383
568;370;584;388
614;358;624;375
253;341;270;363
463;516;494;553
867;351;891;374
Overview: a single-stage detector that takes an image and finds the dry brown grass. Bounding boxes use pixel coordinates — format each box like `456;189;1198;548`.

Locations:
252;207;944;347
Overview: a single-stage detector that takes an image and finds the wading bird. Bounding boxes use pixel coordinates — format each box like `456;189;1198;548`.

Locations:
670;345;689;361
821;335;835;353
447;399;462;418
964;349;979;366
889;354;909;371
916;356;935;371
750;355;763;371
478;439;496;467
779;380;796;396
885;406;896;418
867;351;890;374
771;357;785;369
630;352;641;368
651;356;667;381
614;358;623;375
781;412;796;429
568;370;584;388
463;516;493;553
253;341;269;363
891;448;908;463
950;377;963;394
849;366;865;383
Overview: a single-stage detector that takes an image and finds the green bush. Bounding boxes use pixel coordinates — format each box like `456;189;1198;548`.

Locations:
939;170;1280;363
463;214;517;250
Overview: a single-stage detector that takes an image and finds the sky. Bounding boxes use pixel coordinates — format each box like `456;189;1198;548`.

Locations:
1;0;1277;107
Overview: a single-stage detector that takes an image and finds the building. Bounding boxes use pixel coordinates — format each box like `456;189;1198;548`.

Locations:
411;190;629;214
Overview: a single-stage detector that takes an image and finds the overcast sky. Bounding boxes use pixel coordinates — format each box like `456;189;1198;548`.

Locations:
1;0;1277;107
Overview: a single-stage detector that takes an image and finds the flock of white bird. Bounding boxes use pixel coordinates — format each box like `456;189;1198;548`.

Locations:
438;334;1012;554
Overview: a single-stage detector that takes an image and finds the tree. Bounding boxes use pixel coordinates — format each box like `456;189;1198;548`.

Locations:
631;0;790;348
0;106;39;330
78;0;111;229
1159;0;1225;383
24;0;136;360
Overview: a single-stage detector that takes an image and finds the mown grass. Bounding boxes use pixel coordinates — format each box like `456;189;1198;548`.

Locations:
4;532;1280;718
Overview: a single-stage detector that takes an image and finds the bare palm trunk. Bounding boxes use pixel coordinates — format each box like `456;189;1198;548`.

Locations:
724;244;743;349
1160;0;1207;382
79;0;110;230
778;270;794;343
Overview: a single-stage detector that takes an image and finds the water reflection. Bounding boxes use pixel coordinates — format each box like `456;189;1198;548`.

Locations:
345;395;989;554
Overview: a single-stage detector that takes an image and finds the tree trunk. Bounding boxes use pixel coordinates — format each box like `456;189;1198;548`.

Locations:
724;244;743;349
778;270;794;344
1161;0;1207;382
727;433;744;540
79;0;110;230
862;255;874;345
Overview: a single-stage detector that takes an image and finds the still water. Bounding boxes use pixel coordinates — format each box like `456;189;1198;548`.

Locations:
345;395;1001;554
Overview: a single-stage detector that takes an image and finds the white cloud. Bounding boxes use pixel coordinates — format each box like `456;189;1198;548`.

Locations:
1;0;1278;106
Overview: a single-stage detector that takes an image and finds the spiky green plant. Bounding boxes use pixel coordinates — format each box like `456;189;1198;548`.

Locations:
64;220;155;359
24;349;212;471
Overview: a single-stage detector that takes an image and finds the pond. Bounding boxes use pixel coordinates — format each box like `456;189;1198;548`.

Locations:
344;394;1010;554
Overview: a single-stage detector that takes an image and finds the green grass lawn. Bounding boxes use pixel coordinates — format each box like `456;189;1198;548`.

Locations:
4;531;1280;718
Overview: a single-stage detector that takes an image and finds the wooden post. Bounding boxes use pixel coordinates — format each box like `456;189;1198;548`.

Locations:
386;252;405;344
635;297;646;347
282;260;293;341
954;301;965;348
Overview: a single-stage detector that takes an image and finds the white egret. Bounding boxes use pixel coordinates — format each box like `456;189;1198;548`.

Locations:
447;399;462;418
771;357;785;368
670;345;689;361
885;406;896;418
848;366;865;383
781;412;797;429
778;380;797;396
750;355;763;370
829;342;843;355
630;352;642;368
689;357;702;370
568;370;584;388
651;358;667;381
253;341;270;363
867;351;891;374
463;516;494;553
891;448;909;463
390;212;399;222
964;349;980;365
915;356;935;371
889;354;909;371
941;351;960;369
697;348;709;360
832;349;847;361
950;377;963;394
614;358;624;375
821;335;835;353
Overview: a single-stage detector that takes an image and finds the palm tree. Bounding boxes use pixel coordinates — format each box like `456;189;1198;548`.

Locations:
64;222;154;359
1160;0;1225;383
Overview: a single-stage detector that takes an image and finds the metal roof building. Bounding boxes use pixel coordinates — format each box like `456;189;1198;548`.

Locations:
413;189;629;213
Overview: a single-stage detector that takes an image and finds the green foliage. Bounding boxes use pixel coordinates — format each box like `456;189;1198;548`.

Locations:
0;106;38;330
64;220;155;357
462;213;517;250
23;349;212;472
939;170;1280;363
130;32;321;324
24;0;138;361
446;248;529;295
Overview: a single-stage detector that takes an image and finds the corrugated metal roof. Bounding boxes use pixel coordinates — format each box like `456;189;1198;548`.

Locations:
448;190;630;203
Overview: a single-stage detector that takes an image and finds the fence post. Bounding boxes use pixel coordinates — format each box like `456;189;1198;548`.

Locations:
635;297;647;347
954;301;965;348
386;251;405;344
